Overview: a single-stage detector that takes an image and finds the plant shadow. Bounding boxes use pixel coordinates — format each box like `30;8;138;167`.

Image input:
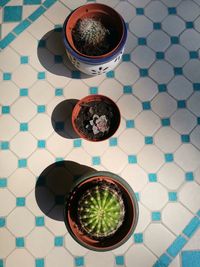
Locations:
51;99;79;139
35;160;96;221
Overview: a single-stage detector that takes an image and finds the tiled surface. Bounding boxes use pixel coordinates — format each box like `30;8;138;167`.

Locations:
0;0;200;266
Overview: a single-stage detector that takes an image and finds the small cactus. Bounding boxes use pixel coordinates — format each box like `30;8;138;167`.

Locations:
77;182;125;239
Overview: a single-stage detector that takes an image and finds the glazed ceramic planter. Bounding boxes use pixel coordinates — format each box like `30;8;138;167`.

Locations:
63;3;127;75
64;171;139;251
71;95;121;142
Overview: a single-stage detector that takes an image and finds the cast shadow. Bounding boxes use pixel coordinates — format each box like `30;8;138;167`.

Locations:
35;160;96;221
51;99;79;139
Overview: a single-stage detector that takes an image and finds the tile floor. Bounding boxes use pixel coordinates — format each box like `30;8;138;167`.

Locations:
0;0;200;266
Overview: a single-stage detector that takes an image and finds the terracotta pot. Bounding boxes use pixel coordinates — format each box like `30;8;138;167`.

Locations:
71;95;121;142
64;171;139;251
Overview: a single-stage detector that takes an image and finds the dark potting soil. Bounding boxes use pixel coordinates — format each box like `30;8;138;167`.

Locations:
75;101;119;140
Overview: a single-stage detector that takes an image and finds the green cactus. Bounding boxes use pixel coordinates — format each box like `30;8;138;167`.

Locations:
77;182;125;239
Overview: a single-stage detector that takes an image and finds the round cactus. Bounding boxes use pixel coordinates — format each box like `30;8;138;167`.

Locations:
77;182;125;239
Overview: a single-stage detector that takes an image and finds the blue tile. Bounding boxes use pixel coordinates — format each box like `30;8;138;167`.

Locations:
20;123;28;131
115;256;124;265
135;192;140;201
185;172;194;181
123;85;132;94
140;68;148;77
72;70;81;79
165;153;174;162
177;100;186;108
38;140;46;148
35;216;45;226
193;83;200;91
20;88;28;96
29;6;46;21
18;159;27;168
142;101;151;110
16;237;24;247
156;254;172;267
24;0;41;4
109;138;118;146
182;251;200;267
0;33;15;49
136;8;144;15
3;73;11;80
54;55;63;63
75;257;84;266
171;36;179;44
37;105;46;113
197;117;200;125
1;141;9;150
134;233;143;243
161;118;170;126
145;136;153;144
55;88;63;96
13;19;31;35
0;0;11;7
3;6;22;22
55;157;64;162
148;173;157;182
168;7;177;14
35;259;44;267
92;156;101;165
89;87;98;94
189;51;198;59
156;52;165;60
54;236;63;246
37;72;45;79
16;197;25;206
20;56;29;64
54;25;62;31
122;54;131;61
0;259;3;267
174;67;183;75
158;84;167;92
138;38;147;45
181;135;190;143
128;155;137;164
2;106;10;114
152;211;161;221
186;21;194;29
168;192;177;201
38;40;46;48
0;217;6;227
0;178;7;188
183;216;200;238
153;22;162;30
126;120;135;128
106;70;115;78
167;235;187;257
73;139;82;147
43;0;57;8
197;210;200;218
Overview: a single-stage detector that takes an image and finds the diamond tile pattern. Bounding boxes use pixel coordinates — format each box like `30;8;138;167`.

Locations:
0;0;200;267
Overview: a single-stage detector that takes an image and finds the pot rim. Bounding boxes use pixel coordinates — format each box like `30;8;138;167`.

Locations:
71;94;121;142
63;171;139;251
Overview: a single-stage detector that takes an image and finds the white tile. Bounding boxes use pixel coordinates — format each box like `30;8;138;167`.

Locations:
0;47;19;72
151;93;177;118
6;249;34;267
26;228;54;257
162;203;193;235
115;62;139;85
0;81;18;105
149;61;174;83
8;169;36;197
134;77;158;101
125;244;156;267
10;132;37;157
131;46;155;68
147;31;170;52
46;96;65;117
83;140;108;156
12;65;37;87
11;31;38;55
145;223;175;256
194;16;200;33
121;164;148;192
44;1;70;24
177;0;200;20
195;167;200;185
46;30;66;56
29;114;54;139
64;233;88;256
0;115;18;140
165;45;189;67
141;183;168;210
0;189;15;216
60;0;87;10
46;216;67;236
184;60;200;83
113;117;126;137
119;129;144;154
80;74;105;87
188;91;200;116
98;79;123;102
179;182;200;213
138;145;164;172
22;5;40;19
7;207;35;236
1;23;18;39
112;236;132;255
183;227;200;250
96;0;120;8
85;251;114;267
37;47;55;69
162;16;185;36
191;126;200;150
180;30;200;51
0;151;18;177
64;80;92;99
134;203;151;232
124;31;138;53
115;1;136;22
171;109;196;134
46;248;74;267
158;163;184;190
101;147;127;173
46;65;71;88
0;229;15;258
135;111;161;136
154;127;181;152
30;81;55;104
169;256;180;267
174;144;200;171
117;95;142;119
129;16;153;37
28;16;54;40
46;133;73;157
66;147;91;166
128;0;151;8
145;1;167;22
11;98;37;122
168;76;193;100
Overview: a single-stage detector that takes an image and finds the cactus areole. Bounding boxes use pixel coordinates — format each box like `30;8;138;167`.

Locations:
65;173;138;251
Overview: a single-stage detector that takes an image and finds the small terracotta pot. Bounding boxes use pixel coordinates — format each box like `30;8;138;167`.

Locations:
64;171;139;251
71;95;121;142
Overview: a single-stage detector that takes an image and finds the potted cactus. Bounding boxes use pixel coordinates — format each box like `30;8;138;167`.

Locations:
64;171;139;251
63;3;127;75
71;95;121;142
